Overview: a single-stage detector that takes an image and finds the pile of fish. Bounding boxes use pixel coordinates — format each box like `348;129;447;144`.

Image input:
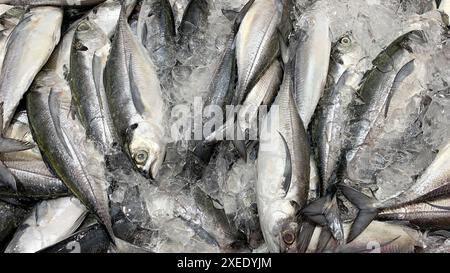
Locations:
0;0;449;253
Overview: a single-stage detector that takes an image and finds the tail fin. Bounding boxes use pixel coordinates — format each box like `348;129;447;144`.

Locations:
300;191;344;243
296;218;315;253
340;185;379;243
316;228;334;253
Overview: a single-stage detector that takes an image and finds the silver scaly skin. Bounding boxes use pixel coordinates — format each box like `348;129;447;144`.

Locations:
257;58;310;253
0;6;62;132
105;7;166;179
70;19;119;154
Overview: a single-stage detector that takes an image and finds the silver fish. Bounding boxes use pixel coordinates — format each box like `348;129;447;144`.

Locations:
0;200;28;244
0;6;62;132
26;70;114;241
234;0;284;105
293;11;332;126
0;6;25;72
257;58;310;253
341;140;450;242
105;7;166;179
70;19;118;154
4;197;88;253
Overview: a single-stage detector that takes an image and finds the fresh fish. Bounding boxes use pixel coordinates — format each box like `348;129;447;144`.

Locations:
378;196;450;230
178;0;208;42
234;0;285;105
0;6;25;72
293;11;332;126
105;7;166;179
0;4;13;15
0;7;62;132
341;139;450;242
45;0;135;81
0;0;106;6
137;0;176;68
257;56;310;253
0;200;28;245
300;34;367;242
317;33;367;190
38;224;110;253
0;160;69;200
26;70;114;241
235;59;282;157
345;30;425;166
308;221;423;253
4;197;88;253
70;19;118;154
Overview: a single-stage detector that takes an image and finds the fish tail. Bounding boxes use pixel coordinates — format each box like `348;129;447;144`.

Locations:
316;228;334;253
296;218;315;253
339;185;379;243
300;191;345;243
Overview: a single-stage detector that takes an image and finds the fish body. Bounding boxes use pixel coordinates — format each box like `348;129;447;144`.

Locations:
257;58;310;253
4;197;88;253
0;7;62;132
26;70;114;240
70;19;118;154
0;200;28;244
234;0;284;105
38;224;110;253
0;6;25;72
137;0;176;68
293;11;332;126
105;8;167;178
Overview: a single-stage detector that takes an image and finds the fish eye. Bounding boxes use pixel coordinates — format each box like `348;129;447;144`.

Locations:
340;36;351;45
282;231;295;245
134;150;148;164
77;22;90;32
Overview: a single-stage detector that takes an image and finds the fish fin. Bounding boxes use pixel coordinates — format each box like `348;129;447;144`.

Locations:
278;131;292;196
110;238;152;253
297;219;315;253
316;228;334;253
300;193;344;242
221;9;238;21
0;137;34;153
0;161;17;192
340;185;378;243
277;28;290;64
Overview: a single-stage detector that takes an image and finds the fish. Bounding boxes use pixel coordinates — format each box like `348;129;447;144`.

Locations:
234;0;285;106
137;0;176;68
4;197;88;253
45;0;136;81
70;19;119;154
307;221;423;253
0;0;106;6
0;200;28;245
0;6;25;72
378;196;450;230
178;0;209;42
293;11;332;127
0;6;62;132
104;6;166;179
0;160;69;200
301;34;367;242
341;139;450;242
37;224;110;253
256;53;310;253
235;59;282;159
26;69;115;242
345;30;425;167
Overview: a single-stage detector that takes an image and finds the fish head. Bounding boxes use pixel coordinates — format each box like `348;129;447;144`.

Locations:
263;200;301;253
332;32;367;69
126;122;165;179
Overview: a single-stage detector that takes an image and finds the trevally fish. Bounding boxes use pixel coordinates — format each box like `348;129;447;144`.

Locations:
0;6;62;132
257;54;310;253
4;197;88;253
70;19;118;154
137;0;176;68
341;139;450;242
27;70;114;242
293;10;332;127
105;6;166;178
